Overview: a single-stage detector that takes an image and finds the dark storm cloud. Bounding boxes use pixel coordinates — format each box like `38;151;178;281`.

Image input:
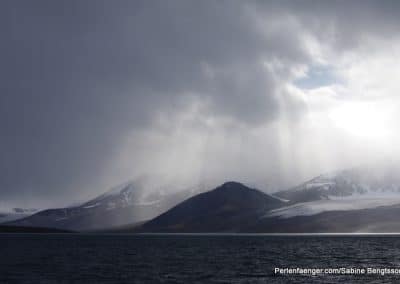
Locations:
0;0;399;205
286;0;400;50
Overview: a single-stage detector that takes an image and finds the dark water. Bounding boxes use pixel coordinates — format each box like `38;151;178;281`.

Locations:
1;234;400;283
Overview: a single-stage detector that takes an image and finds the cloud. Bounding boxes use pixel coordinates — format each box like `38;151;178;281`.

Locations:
1;1;400;206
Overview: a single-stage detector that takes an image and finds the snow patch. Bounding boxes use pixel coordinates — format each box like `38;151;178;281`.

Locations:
0;207;38;223
265;196;400;219
305;182;334;190
83;203;101;209
102;181;135;198
0;213;32;223
270;195;290;203
133;200;161;206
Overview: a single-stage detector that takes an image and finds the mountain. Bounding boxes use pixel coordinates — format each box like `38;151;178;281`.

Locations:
7;166;400;233
248;204;400;233
135;182;286;232
132;171;400;233
0;208;38;223
270;167;400;219
6;182;197;231
274;167;400;203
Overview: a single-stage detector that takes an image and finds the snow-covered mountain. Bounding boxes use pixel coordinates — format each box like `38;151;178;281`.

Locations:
6;165;400;233
126;180;400;234
270;167;400;218
0;208;38;223
6;181;203;231
275;167;400;202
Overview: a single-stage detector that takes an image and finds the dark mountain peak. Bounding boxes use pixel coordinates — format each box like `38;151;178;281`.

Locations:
221;181;244;186
218;181;247;189
212;181;268;203
136;182;285;233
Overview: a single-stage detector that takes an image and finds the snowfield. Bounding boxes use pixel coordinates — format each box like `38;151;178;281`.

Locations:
265;195;400;218
0;209;38;223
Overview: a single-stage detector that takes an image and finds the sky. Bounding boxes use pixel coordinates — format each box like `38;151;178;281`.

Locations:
1;0;400;208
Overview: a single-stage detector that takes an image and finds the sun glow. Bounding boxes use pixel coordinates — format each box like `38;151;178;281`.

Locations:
329;102;391;141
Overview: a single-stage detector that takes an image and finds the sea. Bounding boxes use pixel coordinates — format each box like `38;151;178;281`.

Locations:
1;234;400;283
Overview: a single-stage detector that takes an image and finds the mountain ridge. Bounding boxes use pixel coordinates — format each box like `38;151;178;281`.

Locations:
5;181;197;231
135;181;285;232
5;166;400;233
